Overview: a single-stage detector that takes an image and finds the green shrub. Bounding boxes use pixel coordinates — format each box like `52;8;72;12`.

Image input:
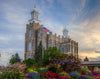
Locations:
82;75;94;79
48;64;57;73
42;47;62;65
0;67;26;79
23;58;37;67
79;68;89;74
9;55;17;64
36;67;48;74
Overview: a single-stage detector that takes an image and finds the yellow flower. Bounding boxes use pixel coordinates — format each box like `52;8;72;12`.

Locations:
39;67;45;70
46;65;49;68
59;71;70;78
27;69;34;73
33;70;38;73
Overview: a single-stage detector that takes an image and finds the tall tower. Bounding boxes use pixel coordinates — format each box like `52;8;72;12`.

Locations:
29;6;40;23
63;27;68;38
25;6;43;59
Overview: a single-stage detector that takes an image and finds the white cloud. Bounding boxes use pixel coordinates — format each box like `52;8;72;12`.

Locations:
70;11;100;60
0;0;100;65
0;48;24;66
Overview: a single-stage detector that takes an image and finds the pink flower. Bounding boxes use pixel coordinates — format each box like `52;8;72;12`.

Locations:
25;73;28;77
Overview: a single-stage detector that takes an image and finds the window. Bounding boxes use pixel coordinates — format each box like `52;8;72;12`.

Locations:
56;44;59;49
38;39;41;46
73;47;74;53
66;44;69;52
28;41;32;51
29;30;31;38
38;32;40;37
27;53;31;58
67;44;70;52
45;40;46;49
62;47;64;53
52;41;55;47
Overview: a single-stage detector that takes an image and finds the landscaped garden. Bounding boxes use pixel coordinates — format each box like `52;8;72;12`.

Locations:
0;43;100;79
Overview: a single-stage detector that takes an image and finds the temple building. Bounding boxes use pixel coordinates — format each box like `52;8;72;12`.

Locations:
24;7;78;59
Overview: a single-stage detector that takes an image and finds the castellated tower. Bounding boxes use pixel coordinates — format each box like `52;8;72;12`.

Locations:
25;7;78;59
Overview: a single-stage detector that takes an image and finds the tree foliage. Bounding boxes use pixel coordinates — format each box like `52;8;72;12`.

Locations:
34;41;43;62
42;46;62;65
15;53;21;62
23;58;36;67
9;53;21;64
9;55;17;64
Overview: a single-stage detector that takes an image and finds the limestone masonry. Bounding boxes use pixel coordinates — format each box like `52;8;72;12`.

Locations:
25;7;78;59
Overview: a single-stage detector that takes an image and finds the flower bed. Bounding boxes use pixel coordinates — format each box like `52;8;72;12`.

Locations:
1;54;100;79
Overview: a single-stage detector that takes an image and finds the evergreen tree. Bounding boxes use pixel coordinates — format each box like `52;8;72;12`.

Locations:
9;53;21;64
9;55;17;64
15;53;21;62
34;41;43;62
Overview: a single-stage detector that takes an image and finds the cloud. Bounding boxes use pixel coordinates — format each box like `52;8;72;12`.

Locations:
95;51;100;53
70;11;100;60
0;0;27;65
0;48;24;66
0;0;100;65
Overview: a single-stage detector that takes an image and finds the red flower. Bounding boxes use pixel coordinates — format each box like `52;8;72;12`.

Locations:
42;71;60;78
92;71;99;75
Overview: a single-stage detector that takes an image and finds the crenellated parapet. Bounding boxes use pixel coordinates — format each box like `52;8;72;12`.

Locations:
25;7;78;59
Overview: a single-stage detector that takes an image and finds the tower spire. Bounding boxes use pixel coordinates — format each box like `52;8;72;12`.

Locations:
63;26;69;38
34;5;36;8
28;5;40;23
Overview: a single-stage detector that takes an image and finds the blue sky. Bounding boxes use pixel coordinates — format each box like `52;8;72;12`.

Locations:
0;0;100;65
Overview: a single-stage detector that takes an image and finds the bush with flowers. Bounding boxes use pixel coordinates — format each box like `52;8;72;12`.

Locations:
36;67;48;74
79;67;90;75
81;75;94;79
59;71;70;78
0;65;27;79
28;72;40;79
49;54;81;72
1;47;100;79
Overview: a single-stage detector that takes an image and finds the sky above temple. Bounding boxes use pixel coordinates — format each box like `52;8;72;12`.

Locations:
0;0;100;65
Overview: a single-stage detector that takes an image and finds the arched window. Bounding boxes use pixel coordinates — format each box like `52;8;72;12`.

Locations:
28;41;32;51
56;44;58;48
38;32;40;37
28;53;31;58
45;40;46;49
62;47;64;53
38;39;41;46
29;30;31;38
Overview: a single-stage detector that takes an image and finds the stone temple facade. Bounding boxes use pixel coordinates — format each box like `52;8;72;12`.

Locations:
24;7;78;59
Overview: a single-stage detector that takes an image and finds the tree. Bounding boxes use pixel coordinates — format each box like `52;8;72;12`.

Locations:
34;41;43;62
42;46;62;65
23;58;36;67
9;53;21;64
9;55;17;64
15;53;21;62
